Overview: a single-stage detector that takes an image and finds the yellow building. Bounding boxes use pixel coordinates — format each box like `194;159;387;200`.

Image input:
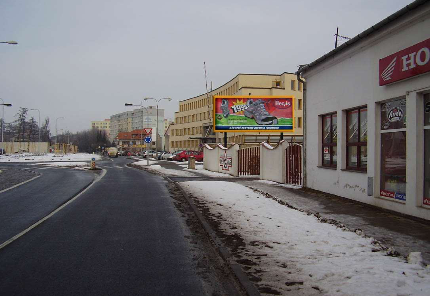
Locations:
170;73;304;151
91;119;111;138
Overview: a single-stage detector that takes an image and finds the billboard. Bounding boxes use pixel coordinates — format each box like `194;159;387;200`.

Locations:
213;96;294;132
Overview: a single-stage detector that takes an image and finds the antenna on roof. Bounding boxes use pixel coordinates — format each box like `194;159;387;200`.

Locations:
334;27;351;48
204;61;212;138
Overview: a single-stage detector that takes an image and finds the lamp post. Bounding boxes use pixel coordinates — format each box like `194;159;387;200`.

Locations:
143;97;171;156
125;102;150;166
0;41;18;45
30;108;41;143
0;98;12;144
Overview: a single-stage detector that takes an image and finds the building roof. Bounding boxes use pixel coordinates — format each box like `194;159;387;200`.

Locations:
116;129;150;140
180;72;296;103
297;0;429;75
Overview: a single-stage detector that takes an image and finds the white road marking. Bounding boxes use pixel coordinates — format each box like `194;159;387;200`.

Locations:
0;169;107;250
0;174;42;194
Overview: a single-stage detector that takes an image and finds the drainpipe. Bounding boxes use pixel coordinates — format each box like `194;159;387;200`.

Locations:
296;66;307;187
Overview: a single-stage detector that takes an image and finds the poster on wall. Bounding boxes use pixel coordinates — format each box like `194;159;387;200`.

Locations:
213;96;294;132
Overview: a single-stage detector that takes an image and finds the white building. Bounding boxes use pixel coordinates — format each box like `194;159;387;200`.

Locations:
298;0;430;220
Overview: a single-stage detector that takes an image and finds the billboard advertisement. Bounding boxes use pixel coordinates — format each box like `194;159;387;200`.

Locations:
213;96;294;132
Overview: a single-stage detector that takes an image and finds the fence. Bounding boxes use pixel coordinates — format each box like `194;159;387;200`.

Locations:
238;146;260;176
286;144;302;186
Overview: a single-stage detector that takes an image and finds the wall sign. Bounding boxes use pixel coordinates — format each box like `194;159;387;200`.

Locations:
379;38;430;86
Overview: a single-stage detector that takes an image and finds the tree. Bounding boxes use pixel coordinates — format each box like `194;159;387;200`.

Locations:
15;107;28;142
41;117;51;143
28;117;39;142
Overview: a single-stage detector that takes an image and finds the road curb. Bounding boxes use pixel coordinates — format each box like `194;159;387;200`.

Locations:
165;176;261;296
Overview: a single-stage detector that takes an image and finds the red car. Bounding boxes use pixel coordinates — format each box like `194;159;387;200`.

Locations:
173;150;203;162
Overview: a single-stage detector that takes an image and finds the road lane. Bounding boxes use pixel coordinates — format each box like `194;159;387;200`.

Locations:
0;158;208;295
0;167;96;245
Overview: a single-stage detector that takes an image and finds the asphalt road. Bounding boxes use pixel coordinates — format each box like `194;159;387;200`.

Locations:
0;165;96;245
0;158;238;296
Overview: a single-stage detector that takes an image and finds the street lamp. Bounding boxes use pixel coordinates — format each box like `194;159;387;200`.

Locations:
143;97;171;155
0;41;18;45
55;117;64;146
30;108;41;143
125;102;150;166
0;98;12;144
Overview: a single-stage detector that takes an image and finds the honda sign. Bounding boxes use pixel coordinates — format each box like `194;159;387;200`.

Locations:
379;38;430;86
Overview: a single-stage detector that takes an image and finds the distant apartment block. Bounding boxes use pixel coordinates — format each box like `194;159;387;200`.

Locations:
91;119;111;138
169;73;304;151
110;106;165;150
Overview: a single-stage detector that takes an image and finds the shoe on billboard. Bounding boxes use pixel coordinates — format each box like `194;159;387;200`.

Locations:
221;99;230;118
244;99;278;125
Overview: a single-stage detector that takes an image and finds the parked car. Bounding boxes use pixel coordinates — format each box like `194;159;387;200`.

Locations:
172;150;201;162
167;151;178;161
194;151;204;162
162;152;173;160
143;150;156;158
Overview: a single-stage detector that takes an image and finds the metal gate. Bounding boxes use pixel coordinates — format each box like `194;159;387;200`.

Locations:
238;146;260;176
286;144;302;185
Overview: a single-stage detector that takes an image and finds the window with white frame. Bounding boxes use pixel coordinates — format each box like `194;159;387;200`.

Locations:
380;97;406;202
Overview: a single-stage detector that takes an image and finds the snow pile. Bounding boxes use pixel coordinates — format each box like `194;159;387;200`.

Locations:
0;153;101;163
182;181;430;296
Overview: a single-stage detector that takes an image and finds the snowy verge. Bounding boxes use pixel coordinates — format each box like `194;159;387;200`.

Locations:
34;162;89;168
181;181;430;296
0;153;101;163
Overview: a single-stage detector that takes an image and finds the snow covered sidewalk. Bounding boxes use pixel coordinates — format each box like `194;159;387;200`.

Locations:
181;181;430;296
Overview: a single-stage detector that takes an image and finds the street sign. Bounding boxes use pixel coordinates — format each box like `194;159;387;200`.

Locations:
144;128;152;134
144;136;152;143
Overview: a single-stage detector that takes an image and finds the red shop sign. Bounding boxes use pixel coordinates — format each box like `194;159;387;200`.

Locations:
379;38;430;86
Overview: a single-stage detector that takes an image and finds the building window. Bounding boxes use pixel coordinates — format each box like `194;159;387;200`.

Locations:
298;81;302;91
321;112;337;167
298;117;302;128
291;80;296;91
298;99;303;110
346;107;367;170
424;94;430;206
380;97;406;201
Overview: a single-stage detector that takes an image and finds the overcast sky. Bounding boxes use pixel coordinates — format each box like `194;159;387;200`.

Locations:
0;0;413;133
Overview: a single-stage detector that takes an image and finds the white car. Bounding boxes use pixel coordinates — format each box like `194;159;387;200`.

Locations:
162;152;173;160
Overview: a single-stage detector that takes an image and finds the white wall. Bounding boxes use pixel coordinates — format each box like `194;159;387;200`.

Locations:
0;142;50;154
203;144;239;176
303;7;430;220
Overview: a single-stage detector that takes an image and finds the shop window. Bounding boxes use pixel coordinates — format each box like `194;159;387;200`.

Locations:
424;94;430;206
321;112;337;168
380;97;407;201
346;107;367;170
